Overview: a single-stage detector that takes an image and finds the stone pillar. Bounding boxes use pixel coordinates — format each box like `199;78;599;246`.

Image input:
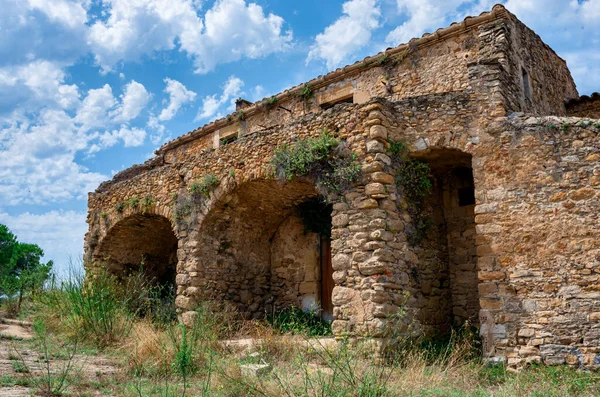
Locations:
330;103;411;343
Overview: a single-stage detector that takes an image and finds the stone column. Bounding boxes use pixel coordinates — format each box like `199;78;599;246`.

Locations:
330;102;412;345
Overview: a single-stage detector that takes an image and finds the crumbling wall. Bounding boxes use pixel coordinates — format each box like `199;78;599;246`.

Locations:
566;95;600;119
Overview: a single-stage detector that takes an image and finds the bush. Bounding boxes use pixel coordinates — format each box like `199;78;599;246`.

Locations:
189;174;219;198
270;130;361;197
268;306;332;337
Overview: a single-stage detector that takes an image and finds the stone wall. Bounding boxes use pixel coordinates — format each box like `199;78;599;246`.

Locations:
500;14;578;115
472;115;600;367
566;96;600;119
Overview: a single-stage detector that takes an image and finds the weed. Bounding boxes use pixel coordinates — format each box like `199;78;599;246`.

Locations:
189;173;219;198
141;195;154;211
229;170;235;178
270;130;361;197
547;123;558;130
236;110;246;121
268;306;332;337
12;319;80;396
41;271;133;348
561;123;570;132
173;193;194;221
298;84;313;101
115;202;125;213
99;212;108;218
126;197;139;209
11;360;28;373
593;122;600;129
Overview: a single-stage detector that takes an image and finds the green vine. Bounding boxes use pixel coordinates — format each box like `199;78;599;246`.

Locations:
270;130;361;197
388;139;433;245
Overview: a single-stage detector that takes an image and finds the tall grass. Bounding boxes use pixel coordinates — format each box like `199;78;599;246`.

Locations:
37;270;132;347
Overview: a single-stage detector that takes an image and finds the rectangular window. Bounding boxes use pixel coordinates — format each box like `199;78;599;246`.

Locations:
320;95;354;110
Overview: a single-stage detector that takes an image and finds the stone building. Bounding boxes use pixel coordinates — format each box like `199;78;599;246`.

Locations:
86;5;600;366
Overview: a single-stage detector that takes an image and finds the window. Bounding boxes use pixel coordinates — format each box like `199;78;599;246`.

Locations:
220;134;238;146
320;95;353;110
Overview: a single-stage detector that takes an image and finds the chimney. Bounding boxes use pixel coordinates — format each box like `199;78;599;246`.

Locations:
235;98;253;111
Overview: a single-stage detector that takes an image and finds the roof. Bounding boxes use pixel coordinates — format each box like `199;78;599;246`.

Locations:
156;4;510;156
565;93;600;107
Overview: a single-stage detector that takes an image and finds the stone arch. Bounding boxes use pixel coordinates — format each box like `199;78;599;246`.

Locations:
407;147;480;336
177;178;335;320
93;213;179;289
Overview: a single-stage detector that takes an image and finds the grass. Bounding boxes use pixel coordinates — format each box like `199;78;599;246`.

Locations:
3;273;600;396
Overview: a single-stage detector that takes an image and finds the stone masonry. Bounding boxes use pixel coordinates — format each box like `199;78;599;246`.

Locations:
86;5;600;367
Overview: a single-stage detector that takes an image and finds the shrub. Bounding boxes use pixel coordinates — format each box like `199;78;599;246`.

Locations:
189;173;219;198
270;130;361;197
268;306;332;337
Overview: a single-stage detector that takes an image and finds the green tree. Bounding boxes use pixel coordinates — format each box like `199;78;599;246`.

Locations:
0;224;53;314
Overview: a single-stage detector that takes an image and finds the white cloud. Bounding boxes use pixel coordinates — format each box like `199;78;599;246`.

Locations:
87;0;292;74
385;0;469;45
75;84;117;130
112;80;152;123
0;110;107;206
196;76;244;120
98;126;147;148
0;61;81;113
0;210;88;276
307;0;381;69
158;78;197;121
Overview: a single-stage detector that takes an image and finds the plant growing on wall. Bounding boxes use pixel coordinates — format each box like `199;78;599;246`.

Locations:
269;130;361;198
388;140;433;246
189;174;219;198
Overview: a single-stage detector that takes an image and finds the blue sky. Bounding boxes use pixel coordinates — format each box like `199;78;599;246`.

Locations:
1;0;599;275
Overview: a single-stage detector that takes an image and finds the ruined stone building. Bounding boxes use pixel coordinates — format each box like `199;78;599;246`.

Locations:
86;5;600;366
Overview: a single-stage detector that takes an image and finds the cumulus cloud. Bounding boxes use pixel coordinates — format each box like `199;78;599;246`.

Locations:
0;79;152;206
385;0;467;45
307;0;381;69
158;78;197;121
112;80;152;123
87;0;292;74
0;61;81;114
0;210;88;275
196;76;244;120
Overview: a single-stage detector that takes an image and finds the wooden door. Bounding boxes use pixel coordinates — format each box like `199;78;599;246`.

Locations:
320;235;334;320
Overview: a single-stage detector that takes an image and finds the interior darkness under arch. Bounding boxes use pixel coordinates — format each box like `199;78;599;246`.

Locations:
94;214;178;290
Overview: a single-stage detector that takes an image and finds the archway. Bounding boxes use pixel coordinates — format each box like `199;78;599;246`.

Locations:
192;179;333;320
94;214;178;290
409;148;480;336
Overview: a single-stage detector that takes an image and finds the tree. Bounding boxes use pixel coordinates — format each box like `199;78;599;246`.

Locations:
0;224;53;314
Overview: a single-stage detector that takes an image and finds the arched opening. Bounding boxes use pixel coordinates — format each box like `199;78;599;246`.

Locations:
94;214;178;291
409;148;480;336
193;179;333;320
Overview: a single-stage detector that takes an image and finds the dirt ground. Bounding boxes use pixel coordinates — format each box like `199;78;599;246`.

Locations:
0;321;121;396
